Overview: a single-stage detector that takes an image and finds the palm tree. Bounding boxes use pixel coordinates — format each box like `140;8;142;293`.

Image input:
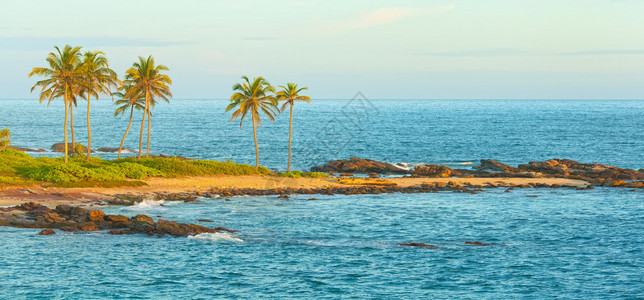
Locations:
226;76;278;168
144;95;167;157
276;83;311;171
123;56;172;160
113;84;145;159
28;45;83;163
79;51;119;161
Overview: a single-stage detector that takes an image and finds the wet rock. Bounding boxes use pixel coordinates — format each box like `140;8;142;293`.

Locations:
131;215;154;223
88;210;105;222
214;227;239;233
398;242;440;249
198;219;214;223
474;159;520;172
7;145;47;152
277;195;289;199
311;157;409;174
465;241;491;246
155;219;188;237
79;223;99;231
96;147;135;153
104;215;129;223
307;198;318;201
413;164;460;178
38;229;56;235
108;229;133;235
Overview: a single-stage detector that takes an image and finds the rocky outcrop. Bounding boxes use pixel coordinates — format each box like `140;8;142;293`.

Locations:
96;147;135;153
517;159;644;182
7;145;47;152
51;143;93;153
474;159;520;173
310;157;409;174
412;164;460;177
0;202;232;238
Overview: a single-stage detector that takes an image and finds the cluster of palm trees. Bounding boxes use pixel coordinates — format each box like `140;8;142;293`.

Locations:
29;45;171;163
29;45;311;171
227;76;310;171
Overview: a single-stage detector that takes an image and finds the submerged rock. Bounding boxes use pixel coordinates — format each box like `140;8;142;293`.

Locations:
398;242;440;249
50;142;93;153
38;229;56;235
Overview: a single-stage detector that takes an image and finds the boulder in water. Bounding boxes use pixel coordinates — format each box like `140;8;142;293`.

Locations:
311;157;409;174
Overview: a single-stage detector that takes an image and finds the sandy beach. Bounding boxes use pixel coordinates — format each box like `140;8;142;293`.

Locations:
0;175;591;208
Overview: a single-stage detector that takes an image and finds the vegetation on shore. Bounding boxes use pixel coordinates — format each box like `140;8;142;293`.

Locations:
0;148;271;188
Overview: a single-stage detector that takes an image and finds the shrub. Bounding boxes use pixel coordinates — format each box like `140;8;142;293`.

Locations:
111;162;164;179
277;170;304;178
304;172;329;178
0;128;10;150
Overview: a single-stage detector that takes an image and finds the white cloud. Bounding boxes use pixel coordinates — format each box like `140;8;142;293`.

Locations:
329;5;454;31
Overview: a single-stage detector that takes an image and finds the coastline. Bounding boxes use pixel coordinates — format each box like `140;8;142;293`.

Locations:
0;175;592;208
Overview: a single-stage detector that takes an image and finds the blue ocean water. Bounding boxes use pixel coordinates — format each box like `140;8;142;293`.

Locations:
1;99;643;170
1;99;643;298
0;189;642;298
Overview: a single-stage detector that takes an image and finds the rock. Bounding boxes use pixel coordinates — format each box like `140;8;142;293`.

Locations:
79;223;99;231
311;157;409;174
87;210;105;222
198;219;214;223
398;242;440;249
108;229;133;235
307;198;318;201
277;195;289;199
340;173;354;177
38;229;56;235
465;241;491;246
368;172;380;178
50;142;93;153
518;159;644;182
96;147;135;153
214;227;239;233
104;215;129;222
155;219;188;237
131;215;154;223
413;164;460;177
7;145;47;152
474;159;520;172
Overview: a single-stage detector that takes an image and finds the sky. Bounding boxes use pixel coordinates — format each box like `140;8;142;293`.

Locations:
1;0;644;99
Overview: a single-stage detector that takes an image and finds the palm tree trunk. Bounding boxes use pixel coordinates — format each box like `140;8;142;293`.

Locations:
118;106;134;159
252;113;259;168
86;94;91;161
138;90;149;160
287;103;293;172
146;109;151;157
70;102;75;157
63;86;69;164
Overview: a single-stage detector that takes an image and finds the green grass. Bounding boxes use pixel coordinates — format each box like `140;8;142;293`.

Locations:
0;148;273;187
304;172;330;178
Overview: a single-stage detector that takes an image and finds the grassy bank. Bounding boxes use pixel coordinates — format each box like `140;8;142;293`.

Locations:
0;148;273;188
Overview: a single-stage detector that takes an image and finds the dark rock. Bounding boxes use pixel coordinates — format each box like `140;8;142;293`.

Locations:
96;147;135;153
51;142;93;153
7;145;47;152
87;210;105;222
475;159;520;172
465;241;491;246
307;198;318;201
214;227;239;233
104;215;129;222
131;215;154;223
38;229;56;235
155;219;188;237
413;164;460;177
277;195;289;199
311;157;409;174
108;229;133;235
398;242;440;249
198;219;214;223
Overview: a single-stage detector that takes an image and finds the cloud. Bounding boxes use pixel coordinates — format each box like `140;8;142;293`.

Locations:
328;5;454;31
415;48;530;57
241;37;278;41
0;37;192;51
563;49;644;56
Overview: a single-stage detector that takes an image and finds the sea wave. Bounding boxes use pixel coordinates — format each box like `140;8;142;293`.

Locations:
188;232;243;243
123;199;169;212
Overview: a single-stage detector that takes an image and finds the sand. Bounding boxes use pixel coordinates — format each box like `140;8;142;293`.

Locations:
0;175;591;208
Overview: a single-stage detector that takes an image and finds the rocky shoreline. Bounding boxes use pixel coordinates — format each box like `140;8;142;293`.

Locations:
312;157;644;188
0;202;237;238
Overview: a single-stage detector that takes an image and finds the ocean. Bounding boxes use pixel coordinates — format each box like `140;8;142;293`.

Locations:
0;99;643;298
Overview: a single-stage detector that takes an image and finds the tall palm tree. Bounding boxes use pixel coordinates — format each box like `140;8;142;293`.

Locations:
226;76;278;168
79;51;119;161
113;84;145;159
144;95;166;157
123;56;172;160
276;83;311;171
28;45;83;163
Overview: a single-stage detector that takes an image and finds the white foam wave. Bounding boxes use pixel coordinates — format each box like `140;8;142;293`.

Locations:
189;232;243;243
123;199;167;211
